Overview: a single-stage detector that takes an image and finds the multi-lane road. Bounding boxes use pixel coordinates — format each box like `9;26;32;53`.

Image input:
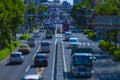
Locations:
0;24;120;80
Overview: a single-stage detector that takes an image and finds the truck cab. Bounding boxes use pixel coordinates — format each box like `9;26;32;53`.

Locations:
71;53;94;77
45;30;53;39
70;48;95;77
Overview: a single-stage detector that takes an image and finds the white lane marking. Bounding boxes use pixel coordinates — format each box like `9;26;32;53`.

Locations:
61;40;68;80
33;45;41;59
79;42;81;45
79;35;81;37
35;40;37;43
51;39;58;80
25;65;30;72
83;42;86;46
87;43;90;46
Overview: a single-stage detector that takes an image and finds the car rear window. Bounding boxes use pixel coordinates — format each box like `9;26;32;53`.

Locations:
41;43;49;46
20;46;28;48
10;54;20;57
36;55;45;59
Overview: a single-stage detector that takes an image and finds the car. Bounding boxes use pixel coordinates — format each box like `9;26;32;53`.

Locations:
39;28;44;32
64;31;72;41
40;40;50;53
27;38;35;47
69;37;78;48
9;52;24;64
34;53;48;67
33;31;40;38
22;74;43;80
45;30;53;39
18;44;31;54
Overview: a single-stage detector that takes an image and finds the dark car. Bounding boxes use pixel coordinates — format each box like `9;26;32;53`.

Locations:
27;38;35;47
34;53;48;67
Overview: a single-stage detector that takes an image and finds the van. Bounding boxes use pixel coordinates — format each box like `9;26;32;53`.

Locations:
40;40;50;53
69;37;78;48
64;32;72;41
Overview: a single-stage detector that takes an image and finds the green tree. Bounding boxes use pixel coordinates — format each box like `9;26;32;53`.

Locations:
0;0;25;49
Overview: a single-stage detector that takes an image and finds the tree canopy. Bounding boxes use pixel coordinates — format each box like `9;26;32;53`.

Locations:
95;0;120;15
0;0;25;49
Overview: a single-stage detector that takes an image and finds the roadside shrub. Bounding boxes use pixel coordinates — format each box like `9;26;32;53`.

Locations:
7;44;15;52
0;48;10;60
11;41;19;47
20;34;29;40
20;35;26;40
109;46;116;55
83;29;91;34
88;32;96;39
99;40;109;50
29;29;33;33
113;50;120;61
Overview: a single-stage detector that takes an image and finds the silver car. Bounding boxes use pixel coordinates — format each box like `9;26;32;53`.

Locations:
9;52;24;64
40;40;50;53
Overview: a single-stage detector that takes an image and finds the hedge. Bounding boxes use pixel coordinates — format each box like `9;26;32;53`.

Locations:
83;29;91;34
88;32;96;39
0;41;20;61
0;48;10;61
99;40;120;61
113;49;120;61
20;34;29;40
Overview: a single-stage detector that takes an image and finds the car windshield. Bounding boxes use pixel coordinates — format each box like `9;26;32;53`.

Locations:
11;54;20;57
66;33;71;36
72;56;92;66
41;43;49;46
36;55;45;59
20;46;28;48
70;39;77;42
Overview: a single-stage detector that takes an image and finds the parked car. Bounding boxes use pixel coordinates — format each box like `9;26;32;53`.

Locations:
64;31;72;41
18;44;30;54
9;52;24;64
22;74;43;80
40;40;50;53
27;38;35;47
69;37;78;48
34;53;48;67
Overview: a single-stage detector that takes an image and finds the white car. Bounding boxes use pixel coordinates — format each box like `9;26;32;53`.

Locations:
9;52;24;64
69;37;78;48
64;32;72;41
40;40;50;53
23;74;42;80
33;31;40;38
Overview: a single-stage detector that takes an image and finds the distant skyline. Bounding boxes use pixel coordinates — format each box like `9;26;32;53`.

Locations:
48;0;73;5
